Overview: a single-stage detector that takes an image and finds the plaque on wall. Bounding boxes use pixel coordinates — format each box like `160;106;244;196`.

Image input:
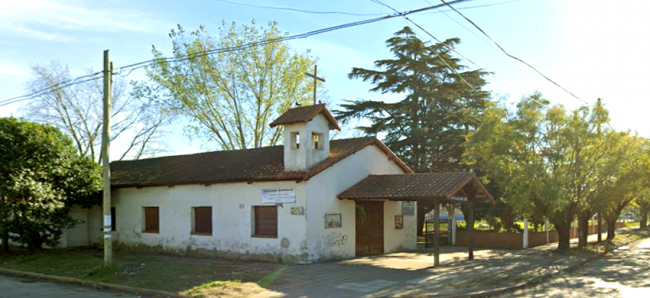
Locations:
402;201;415;215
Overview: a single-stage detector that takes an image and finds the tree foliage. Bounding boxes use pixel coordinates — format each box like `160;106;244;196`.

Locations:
23;62;168;162
139;20;322;150
0;118;102;250
335;26;491;173
466;94;649;250
334;27;492;235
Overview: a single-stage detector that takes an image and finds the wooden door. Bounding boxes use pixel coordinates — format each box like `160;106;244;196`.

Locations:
355;201;384;257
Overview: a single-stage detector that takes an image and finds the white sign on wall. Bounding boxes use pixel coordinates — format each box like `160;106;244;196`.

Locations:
261;187;296;204
450;196;468;202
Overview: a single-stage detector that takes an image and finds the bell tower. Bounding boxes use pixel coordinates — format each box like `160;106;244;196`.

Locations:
270;104;341;171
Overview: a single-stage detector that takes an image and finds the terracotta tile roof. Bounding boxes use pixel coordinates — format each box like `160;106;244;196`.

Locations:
337;172;494;204
111;137;411;188
269;104;341;130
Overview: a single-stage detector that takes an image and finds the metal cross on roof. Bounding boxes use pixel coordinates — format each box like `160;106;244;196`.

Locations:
305;65;325;105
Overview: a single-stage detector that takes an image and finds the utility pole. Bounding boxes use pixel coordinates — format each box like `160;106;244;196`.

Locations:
101;50;113;266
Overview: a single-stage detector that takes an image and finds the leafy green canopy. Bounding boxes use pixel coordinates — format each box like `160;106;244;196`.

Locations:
465;93;649;249
139;20;321;150
335;26;491;173
0;118;102;250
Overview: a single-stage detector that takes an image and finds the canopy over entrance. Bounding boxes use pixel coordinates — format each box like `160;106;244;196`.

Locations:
338;172;494;266
337;172;493;204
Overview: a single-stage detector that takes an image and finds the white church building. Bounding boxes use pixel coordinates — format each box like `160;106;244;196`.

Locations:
64;104;492;263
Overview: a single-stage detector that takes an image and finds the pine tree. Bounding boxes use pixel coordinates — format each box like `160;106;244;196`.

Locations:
335;27;492;235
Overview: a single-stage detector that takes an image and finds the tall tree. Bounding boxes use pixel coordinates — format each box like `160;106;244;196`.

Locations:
139;20;322;150
466;94;618;251
23;62;168;163
334;27;491;235
595;133;649;240
0;118;102;251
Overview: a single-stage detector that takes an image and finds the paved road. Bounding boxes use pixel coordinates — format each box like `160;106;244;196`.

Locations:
502;237;650;297
0;275;135;298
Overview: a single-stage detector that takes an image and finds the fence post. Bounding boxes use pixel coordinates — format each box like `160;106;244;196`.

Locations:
451;218;457;245
523;218;529;248
545;219;549;244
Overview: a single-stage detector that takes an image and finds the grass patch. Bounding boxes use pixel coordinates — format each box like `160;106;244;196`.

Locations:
256;265;287;288
584;227;650;254
0;248;278;294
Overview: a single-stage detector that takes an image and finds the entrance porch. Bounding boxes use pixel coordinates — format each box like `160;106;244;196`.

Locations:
339;172;494;266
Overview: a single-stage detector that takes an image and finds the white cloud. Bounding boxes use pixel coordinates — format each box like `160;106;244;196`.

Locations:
0;0;161;41
0;61;30;77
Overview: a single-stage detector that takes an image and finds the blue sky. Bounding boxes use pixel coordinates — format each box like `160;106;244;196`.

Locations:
2;0;650;157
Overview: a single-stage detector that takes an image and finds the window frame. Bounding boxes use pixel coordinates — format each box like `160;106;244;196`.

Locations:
311;132;323;150
192;206;213;236
143;206;160;234
252;205;278;238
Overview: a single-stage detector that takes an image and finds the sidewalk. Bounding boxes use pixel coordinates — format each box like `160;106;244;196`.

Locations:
262;232;617;298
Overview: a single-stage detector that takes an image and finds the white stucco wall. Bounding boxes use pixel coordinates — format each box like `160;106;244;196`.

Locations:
283;114;330;170
111;181;309;262
304;144;416;262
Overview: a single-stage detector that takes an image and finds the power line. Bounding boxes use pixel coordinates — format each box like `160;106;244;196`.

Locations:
2;1;471;105
439;0;588;105
115;0;471;75
0;71;103;107
0;76;102;107
211;0;386;17
426;0;527;15
368;0;478;90
420;0;527;97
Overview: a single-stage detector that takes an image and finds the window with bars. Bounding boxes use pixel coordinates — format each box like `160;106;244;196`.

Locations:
253;206;277;238
143;206;159;233
192;206;212;235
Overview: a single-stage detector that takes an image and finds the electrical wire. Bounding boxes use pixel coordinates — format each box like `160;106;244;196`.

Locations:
0;71;103;107
0;76;102;107
211;0;386;17
0;0;474;106
439;0;588;105
368;0;478;90
115;0;471;75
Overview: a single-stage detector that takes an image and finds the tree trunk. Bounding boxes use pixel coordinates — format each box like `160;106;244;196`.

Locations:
577;212;590;247
640;203;649;229
416;204;429;237
1;231;8;253
597;216;602;242
556;223;571;252
606;218;617;241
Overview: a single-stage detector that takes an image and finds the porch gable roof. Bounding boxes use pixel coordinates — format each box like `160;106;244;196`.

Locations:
337;172;494;204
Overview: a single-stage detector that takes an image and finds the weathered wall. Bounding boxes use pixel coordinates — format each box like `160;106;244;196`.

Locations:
305;144;415;262
110;181;308;262
283;114;330;170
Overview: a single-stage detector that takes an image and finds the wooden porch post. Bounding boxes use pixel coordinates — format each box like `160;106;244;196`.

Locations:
433;198;440;266
468;201;474;260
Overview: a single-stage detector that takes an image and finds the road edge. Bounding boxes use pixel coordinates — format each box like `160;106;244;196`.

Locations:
452;229;649;298
0;267;185;298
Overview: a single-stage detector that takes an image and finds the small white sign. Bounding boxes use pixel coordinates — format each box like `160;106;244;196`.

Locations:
261;187;296;204
450;196;468;202
103;234;112;239
103;215;112;226
103;227;111;232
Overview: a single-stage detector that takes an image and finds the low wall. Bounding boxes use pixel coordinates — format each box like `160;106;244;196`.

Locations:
457;222;626;249
456;231;523;249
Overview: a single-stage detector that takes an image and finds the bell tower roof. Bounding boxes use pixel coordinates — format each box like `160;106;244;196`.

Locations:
270;104;341;130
